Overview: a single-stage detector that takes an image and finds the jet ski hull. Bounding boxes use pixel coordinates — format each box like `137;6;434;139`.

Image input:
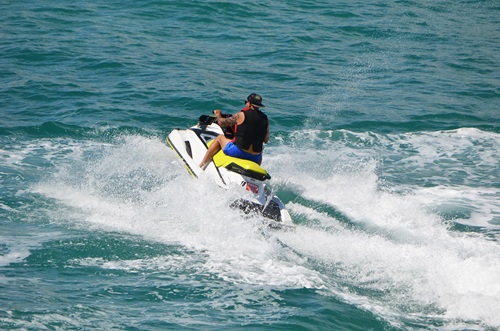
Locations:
167;116;293;227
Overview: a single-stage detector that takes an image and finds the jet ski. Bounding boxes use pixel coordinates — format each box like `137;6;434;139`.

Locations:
167;115;293;229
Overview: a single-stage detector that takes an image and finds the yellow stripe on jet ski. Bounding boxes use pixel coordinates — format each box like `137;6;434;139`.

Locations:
207;141;268;176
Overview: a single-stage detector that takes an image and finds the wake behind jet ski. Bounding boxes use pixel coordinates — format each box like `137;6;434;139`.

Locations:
166;114;293;229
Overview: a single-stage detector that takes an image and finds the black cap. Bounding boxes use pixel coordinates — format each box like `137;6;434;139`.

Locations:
246;93;265;108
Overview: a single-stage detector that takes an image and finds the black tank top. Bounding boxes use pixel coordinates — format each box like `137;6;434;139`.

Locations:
233;109;268;153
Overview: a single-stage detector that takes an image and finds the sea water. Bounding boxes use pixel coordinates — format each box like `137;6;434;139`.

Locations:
1;1;499;330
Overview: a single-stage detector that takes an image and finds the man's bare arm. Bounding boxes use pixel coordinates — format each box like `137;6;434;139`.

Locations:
218;112;240;127
264;124;270;143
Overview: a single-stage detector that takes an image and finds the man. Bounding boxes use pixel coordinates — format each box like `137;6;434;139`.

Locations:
199;93;270;169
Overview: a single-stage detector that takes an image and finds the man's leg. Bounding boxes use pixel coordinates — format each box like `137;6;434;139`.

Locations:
199;135;231;169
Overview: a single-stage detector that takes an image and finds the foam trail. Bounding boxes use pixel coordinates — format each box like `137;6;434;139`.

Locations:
33;135;324;290
31;132;500;329
267;139;500;328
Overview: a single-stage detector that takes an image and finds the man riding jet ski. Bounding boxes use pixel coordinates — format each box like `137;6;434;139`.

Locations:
199;93;269;169
167;94;293;227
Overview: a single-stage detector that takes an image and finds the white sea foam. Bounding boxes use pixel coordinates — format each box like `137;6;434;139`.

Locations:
272;128;499;228
266;134;500;328
31;130;500;329
0;231;65;267
0;248;31;267
33;135;325;290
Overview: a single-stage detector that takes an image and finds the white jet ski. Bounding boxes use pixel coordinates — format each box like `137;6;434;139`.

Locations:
167;115;293;229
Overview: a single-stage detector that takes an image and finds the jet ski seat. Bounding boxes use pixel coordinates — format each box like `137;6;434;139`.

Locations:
207;141;271;181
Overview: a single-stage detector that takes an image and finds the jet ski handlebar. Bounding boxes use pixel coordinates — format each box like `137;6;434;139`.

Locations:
198;113;231;125
198;114;235;139
198;114;217;126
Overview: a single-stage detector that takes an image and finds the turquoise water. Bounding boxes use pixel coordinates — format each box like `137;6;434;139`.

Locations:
1;1;499;330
